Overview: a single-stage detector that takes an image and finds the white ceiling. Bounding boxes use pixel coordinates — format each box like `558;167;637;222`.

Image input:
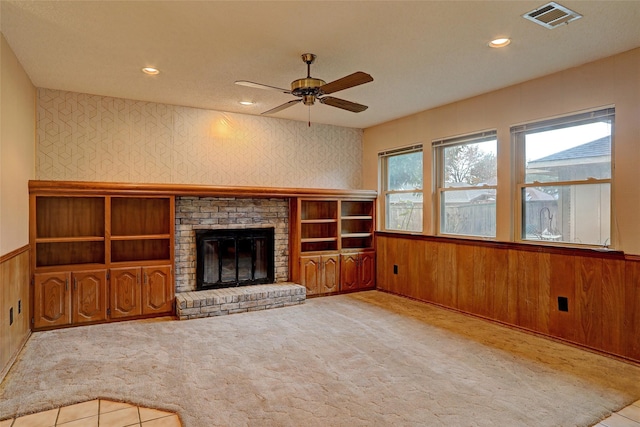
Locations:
2;1;639;129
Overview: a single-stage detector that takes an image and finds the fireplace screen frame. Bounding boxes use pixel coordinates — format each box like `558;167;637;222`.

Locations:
195;228;275;290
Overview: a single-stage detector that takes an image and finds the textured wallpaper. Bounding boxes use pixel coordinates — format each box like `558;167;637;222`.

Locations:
36;89;363;189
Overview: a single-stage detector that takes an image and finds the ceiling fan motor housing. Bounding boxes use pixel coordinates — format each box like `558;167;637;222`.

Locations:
291;77;326;105
291;78;326;94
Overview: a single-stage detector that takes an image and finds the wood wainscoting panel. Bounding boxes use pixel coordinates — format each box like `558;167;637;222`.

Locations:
491;247;511;324
575;256;603;349
0;247;31;382
624;260;640;360
375;232;637;363
601;259;625;356
548;254;577;343
436;242;457;308
417;239;438;303
455;244;475;314
470;246;491;318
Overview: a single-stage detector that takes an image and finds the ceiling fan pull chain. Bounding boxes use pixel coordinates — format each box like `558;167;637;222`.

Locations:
308;105;311;127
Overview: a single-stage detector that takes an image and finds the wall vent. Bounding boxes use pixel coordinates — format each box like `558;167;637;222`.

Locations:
523;2;582;29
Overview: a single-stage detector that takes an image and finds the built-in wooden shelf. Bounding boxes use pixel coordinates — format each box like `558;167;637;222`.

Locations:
35;236;105;243
341;233;373;238
110;234;171;241
301;237;339;243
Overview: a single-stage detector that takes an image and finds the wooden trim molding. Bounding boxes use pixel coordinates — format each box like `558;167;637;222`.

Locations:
375;231;626;260
0;244;29;264
29;180;378;200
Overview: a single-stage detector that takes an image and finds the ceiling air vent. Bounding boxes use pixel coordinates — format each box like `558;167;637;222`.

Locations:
523;2;582;29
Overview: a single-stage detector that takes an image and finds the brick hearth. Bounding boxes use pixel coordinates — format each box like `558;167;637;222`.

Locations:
175;283;306;320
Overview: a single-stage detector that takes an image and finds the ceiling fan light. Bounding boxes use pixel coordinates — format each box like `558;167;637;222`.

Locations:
488;38;511;48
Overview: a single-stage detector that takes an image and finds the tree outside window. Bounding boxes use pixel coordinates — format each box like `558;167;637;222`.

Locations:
434;131;497;238
380;146;423;232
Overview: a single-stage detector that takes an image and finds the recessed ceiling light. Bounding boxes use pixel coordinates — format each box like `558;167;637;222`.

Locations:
239;101;254;106
488;38;511;48
141;67;160;75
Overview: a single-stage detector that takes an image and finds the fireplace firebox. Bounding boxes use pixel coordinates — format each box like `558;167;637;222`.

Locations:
196;228;274;290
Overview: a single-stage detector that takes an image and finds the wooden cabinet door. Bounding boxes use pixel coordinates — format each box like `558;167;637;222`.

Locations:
142;265;173;315
110;267;141;319
340;253;359;292
321;255;340;294
72;270;107;324
359;251;376;289
34;272;71;329
300;256;321;296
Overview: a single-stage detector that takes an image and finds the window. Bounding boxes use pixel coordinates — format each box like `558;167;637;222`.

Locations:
513;107;614;247
380;145;423;232
433;131;497;238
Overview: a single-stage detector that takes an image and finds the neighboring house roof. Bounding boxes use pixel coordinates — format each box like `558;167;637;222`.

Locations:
445;180;554;204
525;187;555;201
529;136;610;164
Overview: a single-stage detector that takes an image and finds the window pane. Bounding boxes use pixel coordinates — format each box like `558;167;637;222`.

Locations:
387;151;423;191
386;193;423;232
443;140;497;187
441;190;496;237
522;184;610;246
525;122;611;183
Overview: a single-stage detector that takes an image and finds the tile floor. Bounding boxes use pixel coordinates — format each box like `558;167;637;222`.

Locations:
0;399;637;427
593;400;640;427
0;399;181;427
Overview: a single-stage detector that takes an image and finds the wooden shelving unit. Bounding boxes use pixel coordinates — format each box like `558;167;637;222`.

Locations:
28;180;378;327
340;200;374;250
291;197;376;297
30;190;175;330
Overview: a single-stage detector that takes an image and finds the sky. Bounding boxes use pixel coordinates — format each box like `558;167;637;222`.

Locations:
474;121;611;162
525;122;611;161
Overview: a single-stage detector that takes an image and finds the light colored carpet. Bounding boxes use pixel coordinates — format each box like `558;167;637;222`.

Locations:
1;291;639;426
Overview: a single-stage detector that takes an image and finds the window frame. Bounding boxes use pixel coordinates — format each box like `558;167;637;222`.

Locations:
433;130;498;239
512;107;614;248
379;144;424;233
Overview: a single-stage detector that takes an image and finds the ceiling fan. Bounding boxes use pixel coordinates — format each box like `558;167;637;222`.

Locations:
235;53;373;116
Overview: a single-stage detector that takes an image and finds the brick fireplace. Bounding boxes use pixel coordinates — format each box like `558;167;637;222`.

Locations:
174;197;289;294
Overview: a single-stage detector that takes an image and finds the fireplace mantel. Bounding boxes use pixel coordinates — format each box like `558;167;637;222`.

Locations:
29;180;378;199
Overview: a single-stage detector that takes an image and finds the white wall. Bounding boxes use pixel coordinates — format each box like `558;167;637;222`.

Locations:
0;34;35;255
363;48;640;255
36;89;363;190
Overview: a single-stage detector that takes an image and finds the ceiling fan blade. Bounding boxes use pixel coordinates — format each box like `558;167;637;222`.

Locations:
319;96;368;113
235;80;291;94
320;71;373;95
262;99;301;115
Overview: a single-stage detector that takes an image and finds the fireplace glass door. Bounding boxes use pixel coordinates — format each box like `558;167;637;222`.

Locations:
197;228;274;290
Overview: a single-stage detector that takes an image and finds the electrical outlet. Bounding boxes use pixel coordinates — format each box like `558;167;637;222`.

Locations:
558;296;569;312
393;265;398;274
